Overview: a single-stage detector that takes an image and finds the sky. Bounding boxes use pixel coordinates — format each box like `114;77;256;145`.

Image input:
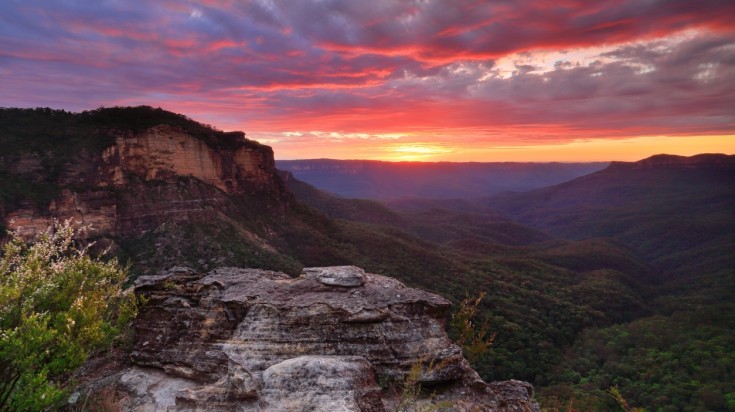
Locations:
1;0;734;162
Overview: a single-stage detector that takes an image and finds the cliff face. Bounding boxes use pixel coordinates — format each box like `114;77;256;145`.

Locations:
74;265;538;411
3;124;286;239
101;125;276;194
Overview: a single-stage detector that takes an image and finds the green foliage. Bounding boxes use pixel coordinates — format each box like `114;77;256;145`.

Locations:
540;303;735;411
394;359;453;412
609;385;645;412
0;221;136;410
122;216;305;279
395;361;428;412
0;107;113;161
78;106;256;151
0;106;254;156
450;292;496;366
0;173;61;210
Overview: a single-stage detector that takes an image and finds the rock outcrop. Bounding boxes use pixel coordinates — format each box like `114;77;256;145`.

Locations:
75;266;538;411
3;124;286;239
100;125;276;195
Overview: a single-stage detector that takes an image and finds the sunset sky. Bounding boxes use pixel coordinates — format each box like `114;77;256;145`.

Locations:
1;0;734;161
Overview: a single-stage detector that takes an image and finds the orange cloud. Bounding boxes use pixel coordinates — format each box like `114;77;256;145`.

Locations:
1;0;734;161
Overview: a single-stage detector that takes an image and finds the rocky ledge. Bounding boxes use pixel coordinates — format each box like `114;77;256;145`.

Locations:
75;266;538;411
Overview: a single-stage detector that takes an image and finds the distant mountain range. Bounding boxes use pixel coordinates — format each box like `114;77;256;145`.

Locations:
282;154;735;282
276;159;608;199
486;153;735;280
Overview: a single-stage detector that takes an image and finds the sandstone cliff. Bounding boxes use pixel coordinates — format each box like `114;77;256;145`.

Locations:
100;125;276;195
74;265;538;411
3;123;286;239
1;110;300;274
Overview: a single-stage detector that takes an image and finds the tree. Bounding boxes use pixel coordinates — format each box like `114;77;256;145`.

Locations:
0;221;136;410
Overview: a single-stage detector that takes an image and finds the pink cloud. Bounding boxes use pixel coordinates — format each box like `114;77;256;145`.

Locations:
0;0;733;159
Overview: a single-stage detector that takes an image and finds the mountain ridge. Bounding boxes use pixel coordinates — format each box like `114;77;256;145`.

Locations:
277;158;608;199
607;153;735;171
486;152;735;279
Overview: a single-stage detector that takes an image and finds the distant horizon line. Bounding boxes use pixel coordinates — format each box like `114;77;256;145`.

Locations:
274;152;733;164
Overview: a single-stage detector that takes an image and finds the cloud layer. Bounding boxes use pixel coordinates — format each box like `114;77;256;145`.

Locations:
1;0;734;159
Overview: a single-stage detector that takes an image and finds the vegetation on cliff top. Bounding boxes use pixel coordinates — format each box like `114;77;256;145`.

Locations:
0;106;260;157
0;221;137;410
0;106;266;214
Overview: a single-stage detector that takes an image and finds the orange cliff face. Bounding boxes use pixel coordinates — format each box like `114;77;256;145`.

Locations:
3;125;286;239
100;125;277;194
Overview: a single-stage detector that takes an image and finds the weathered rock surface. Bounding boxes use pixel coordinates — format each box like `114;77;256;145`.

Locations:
260;356;383;412
303;265;366;287
76;266;538;411
100;125;276;195
3;124;286;239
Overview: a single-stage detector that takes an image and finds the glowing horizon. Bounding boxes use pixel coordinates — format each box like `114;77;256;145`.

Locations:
266;134;735;163
1;1;734;162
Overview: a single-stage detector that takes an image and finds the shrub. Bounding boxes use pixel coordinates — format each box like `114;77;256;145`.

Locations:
0;221;136;410
450;292;496;366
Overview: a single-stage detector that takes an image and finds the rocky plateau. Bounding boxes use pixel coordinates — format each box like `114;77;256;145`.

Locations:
74;265;538;411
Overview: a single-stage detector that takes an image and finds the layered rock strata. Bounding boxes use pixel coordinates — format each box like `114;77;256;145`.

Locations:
100;125;276;195
3;124;285;238
77;266;538;411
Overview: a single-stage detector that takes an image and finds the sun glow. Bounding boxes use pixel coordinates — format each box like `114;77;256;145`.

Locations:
383;143;456;161
269;134;735;162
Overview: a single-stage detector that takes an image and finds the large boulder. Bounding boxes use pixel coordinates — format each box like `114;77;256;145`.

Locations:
74;266;538;411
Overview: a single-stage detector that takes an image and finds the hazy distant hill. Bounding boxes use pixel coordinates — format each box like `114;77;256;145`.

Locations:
487;154;735;279
280;170;553;247
277;159;608;199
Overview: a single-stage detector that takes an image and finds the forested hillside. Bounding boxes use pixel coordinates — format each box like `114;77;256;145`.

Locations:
285;155;735;410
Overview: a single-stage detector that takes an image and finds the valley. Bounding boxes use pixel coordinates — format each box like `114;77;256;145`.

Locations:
281;151;735;410
1;107;733;411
